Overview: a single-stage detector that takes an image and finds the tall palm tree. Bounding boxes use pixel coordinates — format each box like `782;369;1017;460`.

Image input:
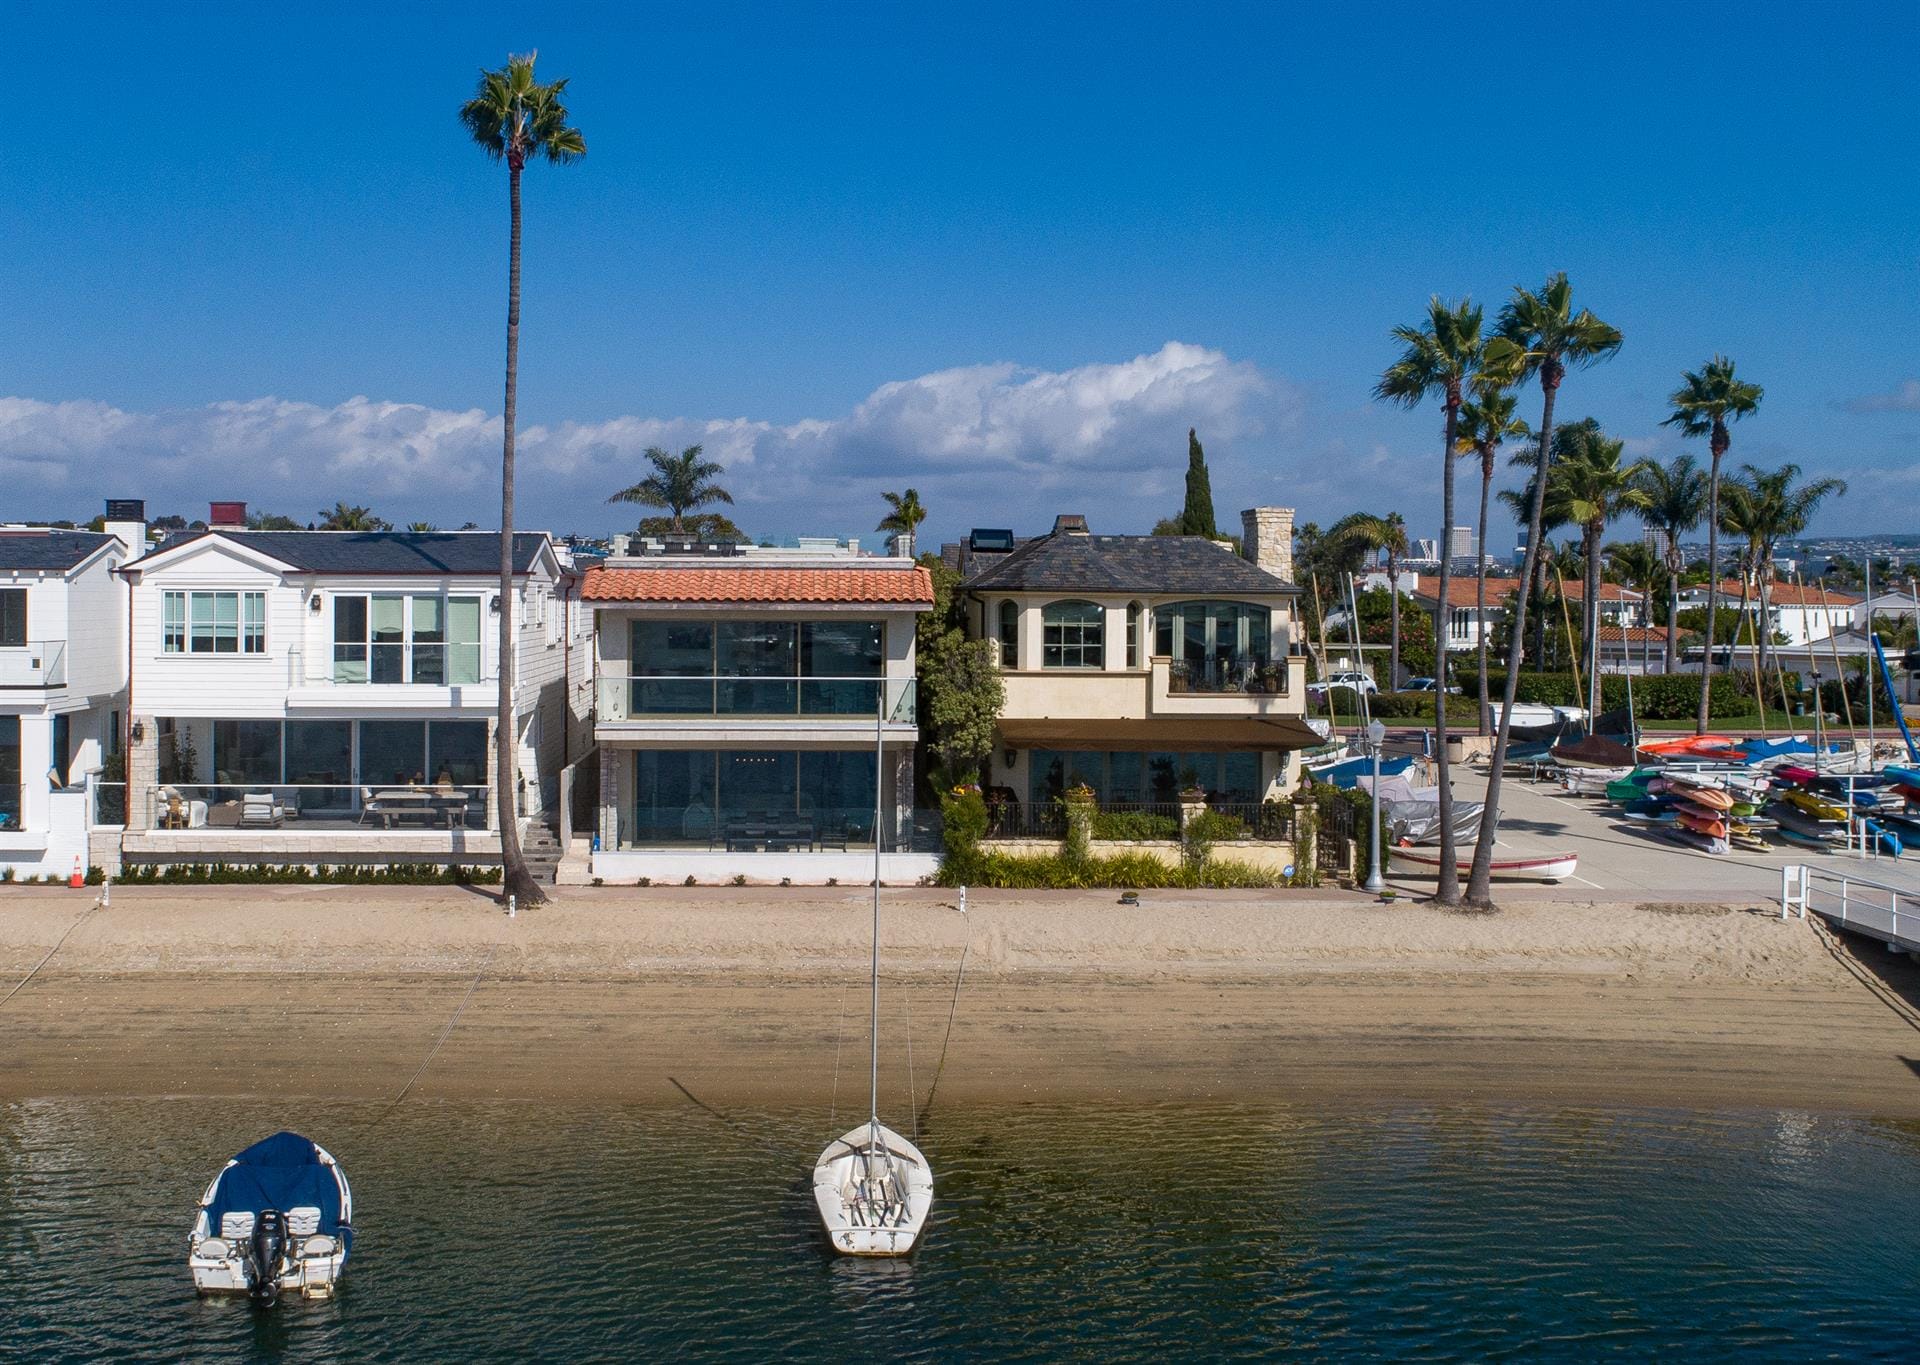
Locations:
1468;273;1622;910
1605;540;1663;675
1455;386;1529;730
1728;462;1847;683
318;503;391;531
1662;356;1763;734
1327;511;1411;688
877;489;928;551
462;51;585;908
1373;296;1485;905
608;445;733;534
1501;464;1575;673
1541;420;1652;716
1632;455;1708;673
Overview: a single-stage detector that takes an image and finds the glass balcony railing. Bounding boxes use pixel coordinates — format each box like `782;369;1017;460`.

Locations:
596;675;916;723
0;641;67;687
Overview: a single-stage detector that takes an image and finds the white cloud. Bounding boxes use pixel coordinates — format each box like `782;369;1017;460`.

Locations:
0;343;1292;533
1839;378;1920;414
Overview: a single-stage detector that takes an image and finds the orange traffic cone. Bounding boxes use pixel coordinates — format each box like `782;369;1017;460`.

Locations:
69;856;85;889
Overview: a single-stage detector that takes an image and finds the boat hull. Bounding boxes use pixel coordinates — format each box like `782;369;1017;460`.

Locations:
813;1122;933;1257
1388;846;1579;883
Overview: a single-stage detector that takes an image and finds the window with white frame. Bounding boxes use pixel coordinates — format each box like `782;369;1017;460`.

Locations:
1450;608;1471;641
1042;600;1105;669
333;594;482;684
162;591;266;654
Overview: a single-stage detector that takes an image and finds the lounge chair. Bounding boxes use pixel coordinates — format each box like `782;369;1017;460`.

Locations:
239;792;286;828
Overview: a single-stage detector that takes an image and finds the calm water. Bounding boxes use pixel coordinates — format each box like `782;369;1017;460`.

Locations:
3;1098;1918;1361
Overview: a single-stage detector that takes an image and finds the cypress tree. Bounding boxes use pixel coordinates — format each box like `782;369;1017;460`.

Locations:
1178;427;1217;537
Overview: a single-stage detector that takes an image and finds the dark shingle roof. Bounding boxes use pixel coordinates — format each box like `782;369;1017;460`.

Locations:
0;530;117;572
133;530;550;576
963;533;1296;594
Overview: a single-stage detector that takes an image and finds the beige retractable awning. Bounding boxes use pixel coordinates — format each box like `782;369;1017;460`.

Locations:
995;717;1326;751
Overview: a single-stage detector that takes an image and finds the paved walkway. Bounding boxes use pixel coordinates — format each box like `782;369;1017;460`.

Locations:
1385;765;1920;905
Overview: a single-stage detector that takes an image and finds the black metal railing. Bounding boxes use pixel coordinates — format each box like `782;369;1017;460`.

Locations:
1167;656;1291;695
1200;801;1295;841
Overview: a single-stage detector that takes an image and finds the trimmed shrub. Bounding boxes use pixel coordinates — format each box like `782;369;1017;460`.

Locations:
1091;808;1179;841
970;850;1282;890
938;788;989;885
1366;691;1482;723
1474;670;1754;719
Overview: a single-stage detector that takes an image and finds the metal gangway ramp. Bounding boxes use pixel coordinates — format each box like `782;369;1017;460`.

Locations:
1781;864;1920;953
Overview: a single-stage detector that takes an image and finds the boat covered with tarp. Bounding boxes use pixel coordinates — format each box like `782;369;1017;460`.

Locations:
189;1131;352;1303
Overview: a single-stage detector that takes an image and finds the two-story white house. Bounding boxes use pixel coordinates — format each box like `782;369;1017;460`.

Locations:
116;519;584;871
956;510;1322;819
583;536;934;885
1672;578;1860;649
0;519;136;878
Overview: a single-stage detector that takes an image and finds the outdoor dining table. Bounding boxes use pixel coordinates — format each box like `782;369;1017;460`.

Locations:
372;788;474;829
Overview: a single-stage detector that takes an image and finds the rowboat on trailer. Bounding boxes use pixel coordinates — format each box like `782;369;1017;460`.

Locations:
1387;844;1579;883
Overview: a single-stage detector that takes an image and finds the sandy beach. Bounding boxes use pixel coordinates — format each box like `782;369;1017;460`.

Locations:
3;884;1918;1115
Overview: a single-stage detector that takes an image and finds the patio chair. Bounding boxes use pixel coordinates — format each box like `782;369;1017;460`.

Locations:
357;786;382;827
239;792;285;828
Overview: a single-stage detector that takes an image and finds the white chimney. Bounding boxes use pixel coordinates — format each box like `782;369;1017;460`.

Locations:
1241;507;1295;583
103;498;148;559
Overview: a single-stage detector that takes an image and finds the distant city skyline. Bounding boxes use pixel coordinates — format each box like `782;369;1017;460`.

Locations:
1;3;1913;545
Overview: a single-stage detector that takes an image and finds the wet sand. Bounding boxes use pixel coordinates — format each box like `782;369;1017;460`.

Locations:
3;885;1919;1115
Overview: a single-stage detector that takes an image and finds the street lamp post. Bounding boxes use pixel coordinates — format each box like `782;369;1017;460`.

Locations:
1363;718;1387;894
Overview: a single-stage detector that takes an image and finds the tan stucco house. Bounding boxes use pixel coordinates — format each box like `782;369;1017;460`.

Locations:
954;509;1322;817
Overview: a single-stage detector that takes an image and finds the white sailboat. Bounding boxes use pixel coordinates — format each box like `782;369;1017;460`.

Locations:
811;699;934;1257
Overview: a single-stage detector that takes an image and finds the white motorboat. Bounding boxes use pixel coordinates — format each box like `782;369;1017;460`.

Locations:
189;1131;352;1303
811;706;933;1256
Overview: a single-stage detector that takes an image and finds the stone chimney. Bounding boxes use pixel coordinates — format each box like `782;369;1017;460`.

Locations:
1241;506;1294;583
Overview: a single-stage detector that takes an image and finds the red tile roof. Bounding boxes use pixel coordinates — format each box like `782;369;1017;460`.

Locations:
581;564;935;606
1411;575;1642;608
1597;626;1667;643
1694;578;1861;606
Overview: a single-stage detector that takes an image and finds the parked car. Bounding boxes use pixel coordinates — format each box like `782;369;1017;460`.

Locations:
1404;677;1463;695
1315;670;1378;696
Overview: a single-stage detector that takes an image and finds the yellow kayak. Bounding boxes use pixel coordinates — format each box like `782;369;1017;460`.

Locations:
1784;788;1849;822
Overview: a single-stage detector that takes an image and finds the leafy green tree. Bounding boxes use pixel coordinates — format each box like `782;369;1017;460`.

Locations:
608;444;733;534
462;49;585;907
1633;454;1708;672
635;513;745;542
1455;386;1529;728
1469;273;1621;909
1327;511;1411;688
318;503;391;531
1177;428;1218;538
247;510;303;531
1604;540;1663;673
914;559;1004;782
407;521;438;533
1663;355;1763;734
1373;295;1485;901
1720;462;1846;681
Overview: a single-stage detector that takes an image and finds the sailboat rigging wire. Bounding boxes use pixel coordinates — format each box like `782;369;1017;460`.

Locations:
828;980;848;1128
903;968;917;1141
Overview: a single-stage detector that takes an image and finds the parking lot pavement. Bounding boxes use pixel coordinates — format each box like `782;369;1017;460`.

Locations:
1383;765;1891;904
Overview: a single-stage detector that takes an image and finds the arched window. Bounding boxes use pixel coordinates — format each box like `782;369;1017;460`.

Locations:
1153;601;1272;681
1042;600;1105;669
997;599;1019;664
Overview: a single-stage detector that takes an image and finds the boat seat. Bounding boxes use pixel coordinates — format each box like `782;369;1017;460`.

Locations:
286;1206;322;1237
198;1237;231;1260
220;1211;255;1239
301;1235;336;1258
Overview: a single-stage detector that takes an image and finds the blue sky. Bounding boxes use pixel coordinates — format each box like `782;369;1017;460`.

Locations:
3;2;1914;548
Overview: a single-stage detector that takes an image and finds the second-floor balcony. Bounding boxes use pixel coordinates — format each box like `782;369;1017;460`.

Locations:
596;674;916;726
998;654;1306;721
0;641;66;688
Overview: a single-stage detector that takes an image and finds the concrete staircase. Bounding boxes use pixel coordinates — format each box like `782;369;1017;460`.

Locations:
520;819;562;885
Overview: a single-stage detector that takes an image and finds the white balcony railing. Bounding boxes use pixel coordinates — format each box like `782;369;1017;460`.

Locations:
0;641;66;687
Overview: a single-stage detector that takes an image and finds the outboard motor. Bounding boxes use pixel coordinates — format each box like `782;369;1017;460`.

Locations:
248;1208;287;1306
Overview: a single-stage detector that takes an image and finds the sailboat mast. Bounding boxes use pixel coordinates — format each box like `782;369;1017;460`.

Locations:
870;690;883;1145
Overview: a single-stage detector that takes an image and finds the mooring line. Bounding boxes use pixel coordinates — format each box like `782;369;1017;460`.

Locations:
365;943;498;1129
0;898;103;1010
916;942;970;1129
903;967;918;1141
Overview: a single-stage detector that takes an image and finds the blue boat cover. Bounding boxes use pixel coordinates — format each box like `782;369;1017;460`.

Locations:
205;1132;349;1242
1315;754;1416;790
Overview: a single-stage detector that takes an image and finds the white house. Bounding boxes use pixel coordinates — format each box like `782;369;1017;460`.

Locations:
583;536;934;885
1675;579;1859;648
0;519;137;878
116;517;586;871
1412;574;1645;657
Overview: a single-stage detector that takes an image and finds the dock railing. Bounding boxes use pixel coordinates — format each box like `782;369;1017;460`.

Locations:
1781;863;1916;950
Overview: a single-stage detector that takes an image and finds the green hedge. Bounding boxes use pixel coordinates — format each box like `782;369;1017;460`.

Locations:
969;850;1282;889
1092;808;1180;840
1364;691;1484;723
1474;671;1754;719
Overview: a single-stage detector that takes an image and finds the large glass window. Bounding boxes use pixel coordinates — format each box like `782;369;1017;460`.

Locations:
631;749;719;844
801;621;882;714
1153;601;1272;684
286;720;353;811
799;750;879;843
997;600;1018;663
1028;750;1264;806
1042;601;1105;669
719;622;797;714
626;748;880;847
0;715;18;829
630;621;715;714
334;594;482;684
360;720;427;788
428;720;487;787
212;719;281;785
0;589;26;647
165;591;266;655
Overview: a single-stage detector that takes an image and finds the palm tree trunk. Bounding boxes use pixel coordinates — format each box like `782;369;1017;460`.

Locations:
1697;439;1725;735
1531;550;1550;672
1469;369;1560;909
1387;551;1400;690
497;158;542;907
1476;459;1491;735
1432;402;1461;905
1586;524;1603;718
1665;548;1679;674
